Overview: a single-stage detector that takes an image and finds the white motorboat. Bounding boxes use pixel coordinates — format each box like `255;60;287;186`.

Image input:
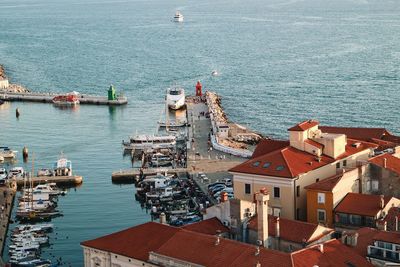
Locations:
14;223;53;233
166;86;185;110
174;11;184;22
123;134;176;151
211;70;219;76
8;167;24;179
0;146;17;159
54;153;73;176
151;153;173;167
26;184;63;196
0;168;7;179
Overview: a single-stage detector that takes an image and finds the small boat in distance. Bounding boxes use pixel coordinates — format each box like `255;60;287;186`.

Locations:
174;11;184;22
166;86;185;110
52;92;79;106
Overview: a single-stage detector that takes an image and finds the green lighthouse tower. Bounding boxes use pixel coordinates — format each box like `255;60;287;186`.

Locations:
108;85;116;100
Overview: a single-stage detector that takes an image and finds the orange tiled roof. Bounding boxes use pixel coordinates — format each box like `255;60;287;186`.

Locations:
288;120;319;132
304;173;344;192
292;239;373;267
230;139;376;179
369;153;400;176
251;139;290;159
334;193;393;217
81;222;178;261
182;217;229;235
154;229;292;267
353;227;400;258
304;139;324;149
247;215;333;244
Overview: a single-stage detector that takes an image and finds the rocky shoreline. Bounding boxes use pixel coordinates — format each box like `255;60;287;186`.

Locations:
0;64;30;93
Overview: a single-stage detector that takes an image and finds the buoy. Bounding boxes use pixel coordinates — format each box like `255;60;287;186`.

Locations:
16;108;20;118
22;146;28;162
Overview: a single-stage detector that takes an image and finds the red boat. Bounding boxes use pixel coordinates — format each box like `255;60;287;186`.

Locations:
52;93;80;106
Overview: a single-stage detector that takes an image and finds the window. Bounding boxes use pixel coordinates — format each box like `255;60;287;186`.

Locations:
273;207;281;217
296;208;300;220
276;165;284;171
263;162;271;168
337;213;349;224
296;186;300;197
349;214;361;225
336;162;340;169
273;187;280;198
372;180;379;191
245;183;251;194
343;160;347;167
317;193;325;204
252;161;260;167
318;209;326;222
316;178;319;183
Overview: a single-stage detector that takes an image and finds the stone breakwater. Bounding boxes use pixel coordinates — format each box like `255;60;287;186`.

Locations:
0;64;30;93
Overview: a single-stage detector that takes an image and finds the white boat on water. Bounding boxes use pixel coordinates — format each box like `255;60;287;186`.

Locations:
8;167;24;179
151;153;173;167
0;168;7;180
166;86;185;110
174;11;184;22
0;146;17;159
123;134;176;151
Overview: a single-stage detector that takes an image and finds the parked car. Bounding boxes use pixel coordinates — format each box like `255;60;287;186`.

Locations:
208;182;225;190
213;187;233;198
222;178;232;186
210;185;226;195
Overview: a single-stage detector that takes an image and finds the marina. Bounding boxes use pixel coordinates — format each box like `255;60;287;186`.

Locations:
0;0;399;265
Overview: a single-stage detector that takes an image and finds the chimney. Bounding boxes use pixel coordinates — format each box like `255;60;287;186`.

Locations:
384;158;387;168
159;212;167;225
318;243;324;253
396;216;399;231
380;195;385;209
256;188;270;248
275;218;280;238
215;236;220;246
352;233;359;247
220;191;228;203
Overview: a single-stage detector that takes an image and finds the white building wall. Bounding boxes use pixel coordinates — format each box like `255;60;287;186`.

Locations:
0;79;9;89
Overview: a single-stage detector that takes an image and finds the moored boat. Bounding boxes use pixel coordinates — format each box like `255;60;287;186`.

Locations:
174;11;184;22
166;86;185;110
52;92;79;106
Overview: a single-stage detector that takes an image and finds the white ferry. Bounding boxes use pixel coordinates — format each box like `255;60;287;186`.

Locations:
174;11;184;22
123;134;176;151
166;86;185;110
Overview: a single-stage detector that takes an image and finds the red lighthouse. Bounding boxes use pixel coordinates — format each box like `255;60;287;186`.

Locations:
196;81;202;96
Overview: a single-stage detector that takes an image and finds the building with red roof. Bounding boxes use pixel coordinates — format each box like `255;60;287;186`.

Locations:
230;119;377;221
334;193;400;230
344;227;400;266
81;219;372;267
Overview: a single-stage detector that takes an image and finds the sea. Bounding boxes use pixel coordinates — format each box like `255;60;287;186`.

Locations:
0;0;399;265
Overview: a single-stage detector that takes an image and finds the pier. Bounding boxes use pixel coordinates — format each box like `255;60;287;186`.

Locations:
0;186;16;260
0;91;127;105
15;175;83;188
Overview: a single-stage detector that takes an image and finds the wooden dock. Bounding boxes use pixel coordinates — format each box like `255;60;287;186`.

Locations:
15;175;83;188
0;91;127;105
112;168;187;183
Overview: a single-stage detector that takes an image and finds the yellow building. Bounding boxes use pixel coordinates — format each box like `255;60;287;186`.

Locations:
230;120;377;221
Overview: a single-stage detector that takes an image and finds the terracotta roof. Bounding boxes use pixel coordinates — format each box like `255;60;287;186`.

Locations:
369;153;400;176
304;173;344;192
247;215;333;244
334;193;393;217
304;139;324;149
373;230;400;245
154;229;292;267
369;138;398;151
251;139;290;159
319;126;390;141
230;139;376;179
288;120;320;132
292;239;374;267
353;227;400;258
81;222;178;261
182;217;229;235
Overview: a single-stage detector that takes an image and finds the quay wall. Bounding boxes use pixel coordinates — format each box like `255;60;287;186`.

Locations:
0;187;15;261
